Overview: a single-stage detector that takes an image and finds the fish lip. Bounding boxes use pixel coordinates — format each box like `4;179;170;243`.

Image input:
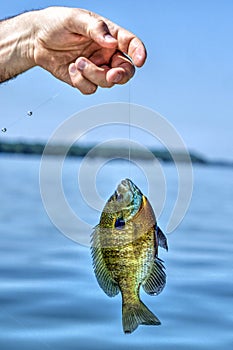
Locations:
121;178;131;187
117;178;132;193
115;179;134;205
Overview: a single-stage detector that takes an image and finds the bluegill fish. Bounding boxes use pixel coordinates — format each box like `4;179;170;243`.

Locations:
91;179;168;333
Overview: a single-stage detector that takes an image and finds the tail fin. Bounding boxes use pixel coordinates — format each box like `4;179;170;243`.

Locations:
122;300;161;334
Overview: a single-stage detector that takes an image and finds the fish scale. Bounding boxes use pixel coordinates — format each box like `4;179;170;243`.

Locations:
91;178;168;333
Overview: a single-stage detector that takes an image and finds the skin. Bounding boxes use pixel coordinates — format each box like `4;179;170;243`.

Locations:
0;7;147;94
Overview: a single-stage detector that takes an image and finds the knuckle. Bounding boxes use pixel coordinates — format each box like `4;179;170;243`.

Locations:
95;19;108;32
89;18;107;38
118;31;134;52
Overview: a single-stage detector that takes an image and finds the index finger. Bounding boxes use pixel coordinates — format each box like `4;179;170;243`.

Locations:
104;21;147;67
127;37;147;67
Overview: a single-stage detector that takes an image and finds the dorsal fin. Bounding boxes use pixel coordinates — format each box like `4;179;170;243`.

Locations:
91;225;119;297
156;226;168;251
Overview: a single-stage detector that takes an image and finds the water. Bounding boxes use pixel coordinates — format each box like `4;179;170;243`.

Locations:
0;154;232;350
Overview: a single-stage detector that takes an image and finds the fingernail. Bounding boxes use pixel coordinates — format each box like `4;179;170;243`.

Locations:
69;63;77;75
77;59;87;71
112;72;123;84
104;34;115;42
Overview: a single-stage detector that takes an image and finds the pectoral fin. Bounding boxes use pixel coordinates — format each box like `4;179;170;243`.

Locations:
142;258;166;296
91;226;119;297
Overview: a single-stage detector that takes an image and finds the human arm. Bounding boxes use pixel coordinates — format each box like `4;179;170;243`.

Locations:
0;11;36;82
0;7;146;94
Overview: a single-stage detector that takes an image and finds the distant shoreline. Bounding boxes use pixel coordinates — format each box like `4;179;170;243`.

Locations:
0;141;232;167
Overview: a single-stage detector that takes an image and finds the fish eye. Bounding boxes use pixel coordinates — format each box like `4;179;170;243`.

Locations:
115;218;125;229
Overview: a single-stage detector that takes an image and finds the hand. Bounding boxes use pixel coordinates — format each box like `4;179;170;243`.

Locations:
33;7;147;94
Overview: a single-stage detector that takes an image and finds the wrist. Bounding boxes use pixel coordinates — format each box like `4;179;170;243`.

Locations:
0;11;38;82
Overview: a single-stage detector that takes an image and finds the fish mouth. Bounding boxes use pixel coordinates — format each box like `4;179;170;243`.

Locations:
117;178;132;192
115;179;134;203
116;179;132;194
111;179;143;217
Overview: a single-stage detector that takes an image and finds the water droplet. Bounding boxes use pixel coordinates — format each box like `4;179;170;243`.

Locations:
27;111;33;116
1;127;7;133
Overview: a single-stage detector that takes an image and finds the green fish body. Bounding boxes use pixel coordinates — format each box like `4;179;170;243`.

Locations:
91;179;168;333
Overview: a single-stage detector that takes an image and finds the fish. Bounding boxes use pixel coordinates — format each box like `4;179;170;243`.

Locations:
91;178;168;334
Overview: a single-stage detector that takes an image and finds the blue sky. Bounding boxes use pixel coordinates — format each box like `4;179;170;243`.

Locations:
0;0;233;160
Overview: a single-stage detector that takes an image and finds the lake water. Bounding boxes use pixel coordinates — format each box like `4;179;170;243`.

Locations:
0;154;232;350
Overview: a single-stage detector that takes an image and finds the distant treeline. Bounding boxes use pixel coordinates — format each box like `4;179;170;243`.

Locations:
0;141;232;167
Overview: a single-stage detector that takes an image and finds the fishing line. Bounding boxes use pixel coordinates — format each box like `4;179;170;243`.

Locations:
1;110;34;133
128;81;132;178
1;87;64;134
